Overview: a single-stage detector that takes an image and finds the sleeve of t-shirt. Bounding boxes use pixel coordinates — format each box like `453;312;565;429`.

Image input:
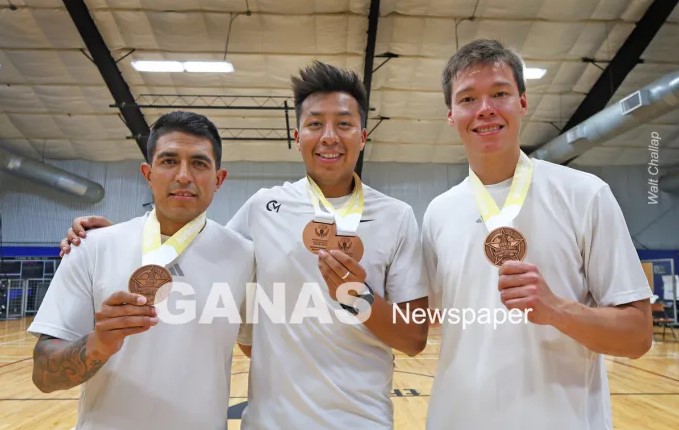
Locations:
582;184;652;307
384;206;429;304
421;206;442;311
230;194;259;347
227;189;268;241
27;243;96;342
237;271;257;347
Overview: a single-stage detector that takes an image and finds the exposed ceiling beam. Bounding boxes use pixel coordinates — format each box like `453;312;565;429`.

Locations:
531;0;678;165
355;0;380;178
564;0;678;131
63;0;150;158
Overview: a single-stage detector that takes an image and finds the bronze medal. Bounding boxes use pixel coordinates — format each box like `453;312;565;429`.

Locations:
128;264;173;305
327;234;364;261
302;221;337;254
484;227;527;267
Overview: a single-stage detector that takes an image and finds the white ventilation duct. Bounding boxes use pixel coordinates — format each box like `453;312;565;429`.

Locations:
531;70;679;165
0;146;105;203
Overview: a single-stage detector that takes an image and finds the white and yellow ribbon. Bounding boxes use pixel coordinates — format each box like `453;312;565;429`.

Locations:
142;208;206;267
306;173;364;236
469;151;533;231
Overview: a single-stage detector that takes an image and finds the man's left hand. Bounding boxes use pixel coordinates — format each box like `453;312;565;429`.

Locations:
498;261;565;325
318;249;367;300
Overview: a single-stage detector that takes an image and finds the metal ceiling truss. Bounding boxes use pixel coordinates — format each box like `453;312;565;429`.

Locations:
63;0;150;157
115;94;295;148
219;128;290;141
113;94;294;111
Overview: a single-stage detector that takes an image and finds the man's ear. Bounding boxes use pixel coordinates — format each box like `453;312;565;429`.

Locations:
140;163;152;184
294;129;301;151
215;168;228;190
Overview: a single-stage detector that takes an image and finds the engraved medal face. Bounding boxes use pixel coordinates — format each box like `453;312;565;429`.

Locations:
327;235;364;261
128;264;173;305
302;221;337;254
484;227;527;267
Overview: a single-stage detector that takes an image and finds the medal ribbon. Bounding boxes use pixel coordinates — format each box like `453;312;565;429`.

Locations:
306;173;364;236
142;208;206;267
469;150;533;231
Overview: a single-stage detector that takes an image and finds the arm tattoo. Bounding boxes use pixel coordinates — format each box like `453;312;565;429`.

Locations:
32;334;106;393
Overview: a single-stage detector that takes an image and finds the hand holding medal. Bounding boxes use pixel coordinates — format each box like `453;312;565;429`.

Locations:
470;151;562;324
90;290;158;359
497;260;564;325
317;249;367;300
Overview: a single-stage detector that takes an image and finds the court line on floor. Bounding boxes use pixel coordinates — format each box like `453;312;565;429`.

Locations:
0;338;34;347
393;369;435;378
395;356;439;360
607;360;679;384
0;357;31;369
0;333;31;342
0;398;78;401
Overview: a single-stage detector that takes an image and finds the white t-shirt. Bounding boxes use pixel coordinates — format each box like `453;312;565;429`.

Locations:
422;160;651;430
29;215;255;430
228;178;428;430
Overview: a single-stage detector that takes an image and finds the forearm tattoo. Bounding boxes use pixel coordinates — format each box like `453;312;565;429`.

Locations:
32;334;106;392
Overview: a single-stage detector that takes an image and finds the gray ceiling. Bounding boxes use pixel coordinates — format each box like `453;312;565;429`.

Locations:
0;0;678;166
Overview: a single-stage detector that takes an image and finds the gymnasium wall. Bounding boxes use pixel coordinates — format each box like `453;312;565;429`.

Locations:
1;159;678;249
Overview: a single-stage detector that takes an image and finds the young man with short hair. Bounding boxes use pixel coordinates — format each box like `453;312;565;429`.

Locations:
423;39;652;430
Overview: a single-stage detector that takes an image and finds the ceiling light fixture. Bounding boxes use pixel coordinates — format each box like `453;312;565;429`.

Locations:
524;67;547;80
183;61;234;73
131;61;183;72
131;60;234;73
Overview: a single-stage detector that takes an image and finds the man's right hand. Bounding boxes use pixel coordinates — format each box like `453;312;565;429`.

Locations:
32;291;157;393
59;216;112;257
90;291;158;359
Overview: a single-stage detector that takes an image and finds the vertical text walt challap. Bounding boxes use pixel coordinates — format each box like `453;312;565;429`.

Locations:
648;131;661;205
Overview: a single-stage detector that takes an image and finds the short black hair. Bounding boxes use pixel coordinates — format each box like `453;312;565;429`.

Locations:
146;111;222;169
442;39;526;108
291;61;368;127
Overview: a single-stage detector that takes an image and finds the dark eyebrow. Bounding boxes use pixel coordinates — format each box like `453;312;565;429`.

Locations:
155;151;213;164
191;154;213;164
307;110;353;117
455;81;514;96
155;151;178;159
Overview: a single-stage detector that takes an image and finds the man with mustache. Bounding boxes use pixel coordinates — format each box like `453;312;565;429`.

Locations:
30;111;255;429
